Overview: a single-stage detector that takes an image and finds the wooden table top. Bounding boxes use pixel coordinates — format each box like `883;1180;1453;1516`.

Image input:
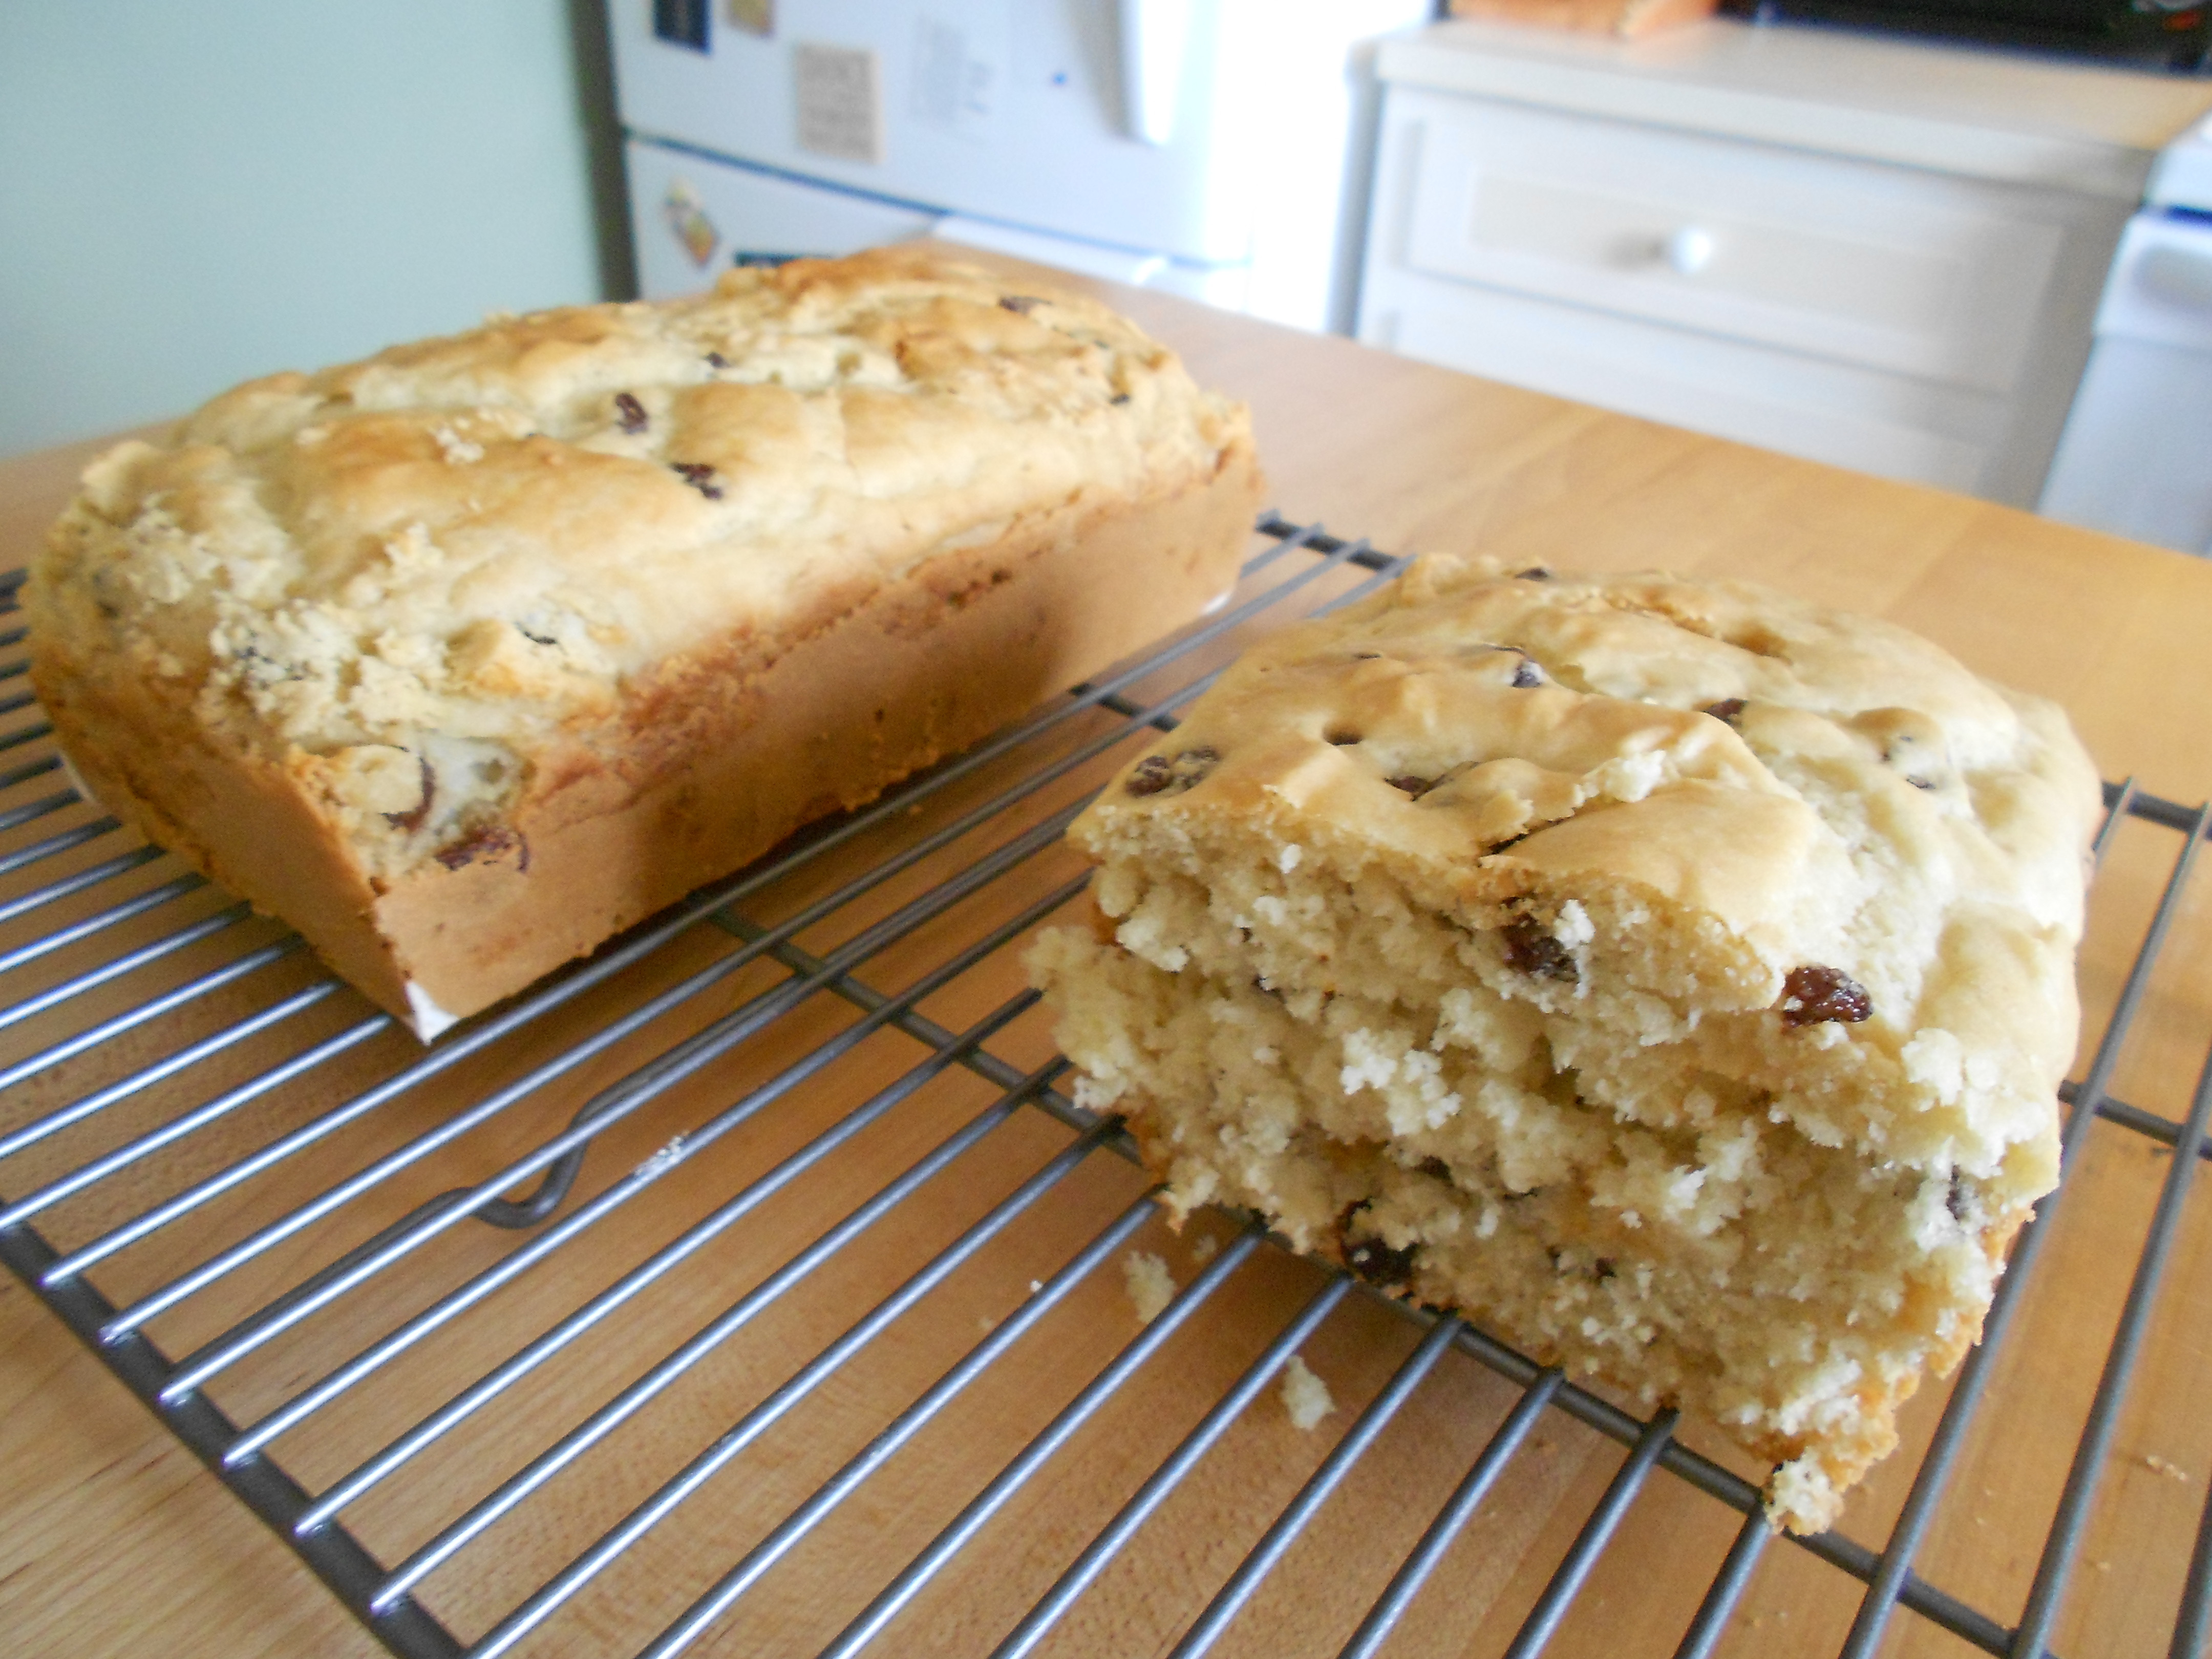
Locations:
3;263;2210;1659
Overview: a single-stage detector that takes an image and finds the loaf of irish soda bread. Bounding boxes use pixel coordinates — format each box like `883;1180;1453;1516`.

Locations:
29;247;1261;1038
1031;556;2098;1533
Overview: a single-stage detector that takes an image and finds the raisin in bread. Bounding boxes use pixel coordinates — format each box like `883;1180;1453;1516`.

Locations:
30;245;1260;1036
1030;555;2099;1533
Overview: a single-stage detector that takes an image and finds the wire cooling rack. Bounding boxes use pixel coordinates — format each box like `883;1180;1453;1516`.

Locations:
2;515;2210;1659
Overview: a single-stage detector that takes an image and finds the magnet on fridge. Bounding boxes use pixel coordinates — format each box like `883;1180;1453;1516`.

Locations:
728;0;773;37
652;0;710;51
793;42;884;164
662;178;721;269
911;7;1006;142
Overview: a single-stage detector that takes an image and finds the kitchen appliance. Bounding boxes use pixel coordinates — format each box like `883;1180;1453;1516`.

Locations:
610;0;1433;332
2039;112;2212;555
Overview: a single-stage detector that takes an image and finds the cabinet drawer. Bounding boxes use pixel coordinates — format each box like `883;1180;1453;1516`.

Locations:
1391;86;2067;396
1363;269;2006;494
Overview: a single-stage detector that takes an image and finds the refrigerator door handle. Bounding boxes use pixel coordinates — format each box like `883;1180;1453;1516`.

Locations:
1119;0;1192;146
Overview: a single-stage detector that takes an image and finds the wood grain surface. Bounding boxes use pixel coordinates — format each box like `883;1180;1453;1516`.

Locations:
2;253;2209;1659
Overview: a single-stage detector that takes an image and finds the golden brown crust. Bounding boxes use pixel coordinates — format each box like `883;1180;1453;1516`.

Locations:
29;248;1262;1031
34;662;413;1010
367;448;1261;1018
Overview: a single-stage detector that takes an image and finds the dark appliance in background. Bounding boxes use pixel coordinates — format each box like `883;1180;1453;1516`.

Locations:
1725;0;2211;71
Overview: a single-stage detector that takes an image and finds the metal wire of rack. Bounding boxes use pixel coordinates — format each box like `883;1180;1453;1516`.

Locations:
1;515;2209;1658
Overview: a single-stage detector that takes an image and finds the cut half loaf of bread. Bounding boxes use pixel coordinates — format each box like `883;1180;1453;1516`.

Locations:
1032;555;2099;1532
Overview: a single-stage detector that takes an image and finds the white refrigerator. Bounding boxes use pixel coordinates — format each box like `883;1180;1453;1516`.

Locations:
609;0;1433;332
2037;113;2212;557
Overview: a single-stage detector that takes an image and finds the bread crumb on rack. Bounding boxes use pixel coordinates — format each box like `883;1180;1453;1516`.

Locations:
1281;1355;1336;1430
1123;1250;1175;1325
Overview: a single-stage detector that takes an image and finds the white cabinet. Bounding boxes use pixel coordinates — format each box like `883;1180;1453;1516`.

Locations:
1356;20;2212;507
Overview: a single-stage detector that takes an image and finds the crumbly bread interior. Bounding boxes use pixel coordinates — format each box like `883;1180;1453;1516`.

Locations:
1032;556;2099;1532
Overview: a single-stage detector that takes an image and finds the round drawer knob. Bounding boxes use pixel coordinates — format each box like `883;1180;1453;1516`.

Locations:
1664;226;1715;276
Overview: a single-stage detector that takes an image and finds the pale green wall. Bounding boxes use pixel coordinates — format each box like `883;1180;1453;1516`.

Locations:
1;1;621;457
